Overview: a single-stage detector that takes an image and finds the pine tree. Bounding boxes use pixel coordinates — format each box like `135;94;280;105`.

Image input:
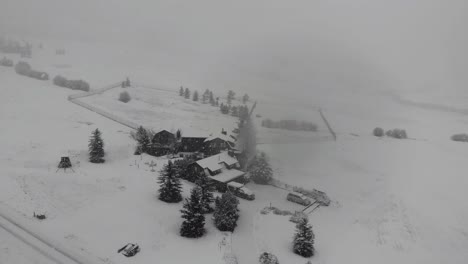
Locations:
242;93;250;104
193;90;199;101
293;217;315;257
180;187;205;238
213;192;239;232
231;106;238;117
88;129;105;163
196;175;214;213
176;129;182;141
248;152;272;184
209;91;215;106
202;89;210;104
158;161;183;203
134;126;150;153
179;86;184;96
227;90;235;105
184;88;190;99
259;252;279;264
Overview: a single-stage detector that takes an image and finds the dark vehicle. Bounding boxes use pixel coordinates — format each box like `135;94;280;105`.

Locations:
118;243;140;257
227;182;255;200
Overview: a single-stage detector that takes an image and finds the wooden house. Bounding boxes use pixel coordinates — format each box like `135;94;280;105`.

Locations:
150;130;176;156
187;151;245;191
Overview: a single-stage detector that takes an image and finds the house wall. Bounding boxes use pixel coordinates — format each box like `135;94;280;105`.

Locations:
203;138;230;156
152;131;175;145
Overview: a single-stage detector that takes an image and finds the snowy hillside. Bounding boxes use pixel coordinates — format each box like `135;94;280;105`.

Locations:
1;38;468;264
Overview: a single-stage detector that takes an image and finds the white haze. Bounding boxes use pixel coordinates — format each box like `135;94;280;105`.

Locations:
1;0;467;104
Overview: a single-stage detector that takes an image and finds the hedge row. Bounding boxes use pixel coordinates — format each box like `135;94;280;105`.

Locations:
14;61;48;80
0;57;13;67
53;75;90;92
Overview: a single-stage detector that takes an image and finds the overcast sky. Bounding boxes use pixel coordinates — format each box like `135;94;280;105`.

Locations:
1;0;467;97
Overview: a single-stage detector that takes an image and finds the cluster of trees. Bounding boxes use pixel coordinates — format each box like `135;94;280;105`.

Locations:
220;104;249;119
121;77;131;88
15;61;49;80
157;160;240;238
0;57;13;67
227;90;250;105
373;127;408;139
53;75;90;92
0;37;32;58
179;86;220;106
261;119;318;132
88;129;105;163
119;91;131;103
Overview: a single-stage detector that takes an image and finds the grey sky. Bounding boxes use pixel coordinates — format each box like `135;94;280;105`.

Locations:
1;0;467;97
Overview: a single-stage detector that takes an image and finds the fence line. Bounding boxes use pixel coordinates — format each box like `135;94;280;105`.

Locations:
67;81;140;130
318;108;336;141
67;82;122;100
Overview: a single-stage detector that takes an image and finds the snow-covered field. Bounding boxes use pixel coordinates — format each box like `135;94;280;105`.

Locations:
1;39;468;264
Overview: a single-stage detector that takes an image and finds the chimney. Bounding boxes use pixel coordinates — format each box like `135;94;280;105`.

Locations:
221;128;227;135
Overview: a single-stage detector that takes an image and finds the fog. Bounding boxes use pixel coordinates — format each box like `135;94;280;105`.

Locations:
1;0;467;100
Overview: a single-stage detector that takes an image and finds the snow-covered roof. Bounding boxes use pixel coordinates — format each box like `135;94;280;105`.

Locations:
196;152;239;172
204;132;236;144
209;169;245;183
227;182;244;188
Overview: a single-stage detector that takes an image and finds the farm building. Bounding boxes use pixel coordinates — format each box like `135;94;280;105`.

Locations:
149;130;177;156
187;151;245;191
203;130;236;156
178;137;207;158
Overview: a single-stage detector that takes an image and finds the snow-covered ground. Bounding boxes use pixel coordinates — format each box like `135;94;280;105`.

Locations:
1;39;468;264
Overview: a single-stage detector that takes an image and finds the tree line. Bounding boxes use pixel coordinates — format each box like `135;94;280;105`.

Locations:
261;119;318;132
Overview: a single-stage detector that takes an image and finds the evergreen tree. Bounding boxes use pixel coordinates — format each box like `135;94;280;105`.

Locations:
180;187;205;238
134;126;150;153
209;91;215;106
227;90;235;105
193;90;199;101
238;116;257;169
158;161;183;203
239;105;250;121
259;252;279;264
176;129;182;141
242;93;250;104
88;129;105;163
125;77;131;87
202;89;210;103
179;86;184;96
248;152;273;184
184;88;190;99
231;106;238;117
196;175;214;213
216;97;220;106
213;192;239;232
293;217;315;257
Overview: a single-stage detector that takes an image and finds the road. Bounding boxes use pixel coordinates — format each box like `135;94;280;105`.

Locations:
0;212;91;264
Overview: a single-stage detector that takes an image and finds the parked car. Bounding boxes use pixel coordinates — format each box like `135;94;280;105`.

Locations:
286;192;311;206
118;243;140;257
227;182;255;200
